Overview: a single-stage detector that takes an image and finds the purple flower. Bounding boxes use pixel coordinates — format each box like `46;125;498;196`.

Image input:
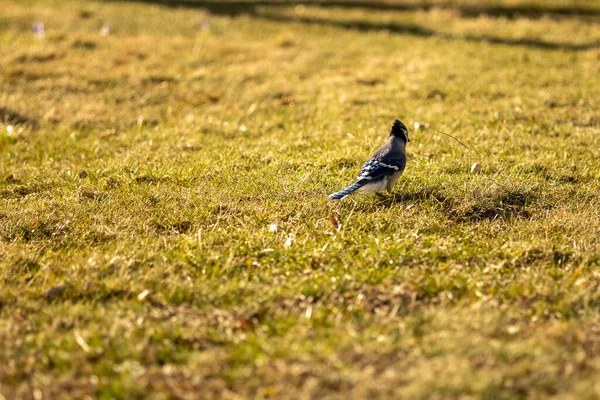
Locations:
32;22;45;38
200;19;210;31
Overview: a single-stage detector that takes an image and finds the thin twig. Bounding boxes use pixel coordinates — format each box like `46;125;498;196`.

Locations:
434;129;481;156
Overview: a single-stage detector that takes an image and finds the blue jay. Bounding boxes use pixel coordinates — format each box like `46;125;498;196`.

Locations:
329;119;409;200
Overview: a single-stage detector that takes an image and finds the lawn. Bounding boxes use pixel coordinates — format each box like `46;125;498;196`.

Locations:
1;0;600;398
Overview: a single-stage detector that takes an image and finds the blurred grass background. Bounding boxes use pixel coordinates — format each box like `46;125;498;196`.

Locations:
1;0;600;398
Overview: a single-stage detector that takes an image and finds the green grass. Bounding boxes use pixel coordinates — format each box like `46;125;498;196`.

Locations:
1;0;600;398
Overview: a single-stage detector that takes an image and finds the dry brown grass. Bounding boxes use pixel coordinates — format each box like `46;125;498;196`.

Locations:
1;0;600;398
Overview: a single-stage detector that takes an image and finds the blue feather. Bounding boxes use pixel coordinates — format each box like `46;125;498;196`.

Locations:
328;182;365;200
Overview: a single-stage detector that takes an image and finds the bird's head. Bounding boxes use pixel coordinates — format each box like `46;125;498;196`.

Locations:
390;119;410;143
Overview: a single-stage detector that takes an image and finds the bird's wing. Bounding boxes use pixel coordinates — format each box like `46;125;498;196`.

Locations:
356;158;404;184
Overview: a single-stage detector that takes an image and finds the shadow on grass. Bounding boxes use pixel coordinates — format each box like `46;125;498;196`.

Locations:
450;187;536;223
262;12;600;51
0;107;39;129
354;185;537;223
120;0;600;20
112;0;600;51
348;186;451;213
385;186;451;205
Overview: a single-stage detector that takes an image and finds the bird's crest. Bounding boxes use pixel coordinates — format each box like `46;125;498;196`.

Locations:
390;119;410;143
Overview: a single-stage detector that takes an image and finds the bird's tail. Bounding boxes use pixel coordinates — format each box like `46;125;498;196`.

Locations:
328;182;364;200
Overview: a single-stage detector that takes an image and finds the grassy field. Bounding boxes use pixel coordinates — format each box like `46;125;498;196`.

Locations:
1;0;600;398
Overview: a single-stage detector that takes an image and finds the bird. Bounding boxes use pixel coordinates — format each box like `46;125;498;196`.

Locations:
329;119;410;200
